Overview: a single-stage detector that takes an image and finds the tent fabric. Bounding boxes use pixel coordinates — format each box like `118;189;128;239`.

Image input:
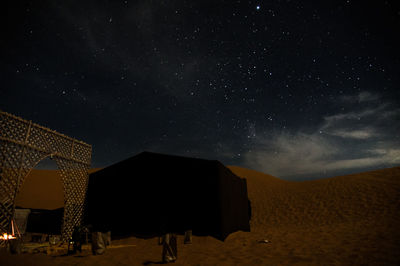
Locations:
86;152;250;241
14;209;31;235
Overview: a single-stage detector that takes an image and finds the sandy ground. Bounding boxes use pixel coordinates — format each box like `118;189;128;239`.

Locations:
1;166;399;265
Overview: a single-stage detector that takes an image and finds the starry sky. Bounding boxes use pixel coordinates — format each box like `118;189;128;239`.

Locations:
1;0;399;180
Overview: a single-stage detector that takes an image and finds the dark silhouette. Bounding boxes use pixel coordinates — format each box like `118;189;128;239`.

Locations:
22;207;64;235
86;151;250;241
68;225;88;254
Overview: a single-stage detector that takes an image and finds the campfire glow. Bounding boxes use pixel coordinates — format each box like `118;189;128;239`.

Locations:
0;220;18;240
0;233;16;240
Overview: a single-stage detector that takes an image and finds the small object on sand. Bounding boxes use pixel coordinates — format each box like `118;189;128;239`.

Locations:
91;231;108;255
162;233;177;263
184;230;192;244
49;235;61;246
8;238;22;254
258;239;270;244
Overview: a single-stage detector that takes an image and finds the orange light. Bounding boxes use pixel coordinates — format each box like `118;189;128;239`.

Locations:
0;233;16;240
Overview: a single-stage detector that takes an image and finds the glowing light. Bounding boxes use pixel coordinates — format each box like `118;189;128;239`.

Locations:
256;6;260;10
0;233;16;240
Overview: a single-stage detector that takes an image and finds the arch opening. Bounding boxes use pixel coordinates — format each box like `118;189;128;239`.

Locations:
1;111;92;242
14;157;64;243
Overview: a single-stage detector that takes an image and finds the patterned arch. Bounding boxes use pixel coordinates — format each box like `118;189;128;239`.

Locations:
0;110;92;242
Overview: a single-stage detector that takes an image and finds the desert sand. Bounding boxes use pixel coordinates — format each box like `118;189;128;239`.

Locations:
1;166;399;265
14;168;101;210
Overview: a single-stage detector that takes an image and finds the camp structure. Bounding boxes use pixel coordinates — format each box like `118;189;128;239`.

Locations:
86;152;250;241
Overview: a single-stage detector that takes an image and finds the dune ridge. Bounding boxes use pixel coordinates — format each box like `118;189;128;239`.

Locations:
230;166;400;229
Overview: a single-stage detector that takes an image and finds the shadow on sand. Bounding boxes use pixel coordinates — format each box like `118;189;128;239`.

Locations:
142;260;165;265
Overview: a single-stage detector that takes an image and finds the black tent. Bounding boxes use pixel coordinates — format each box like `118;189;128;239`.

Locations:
86;152;250;241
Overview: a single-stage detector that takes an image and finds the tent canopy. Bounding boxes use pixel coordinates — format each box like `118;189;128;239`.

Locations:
86;152;250;241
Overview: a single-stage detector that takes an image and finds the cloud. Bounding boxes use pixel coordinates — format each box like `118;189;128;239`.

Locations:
359;91;380;102
320;101;390;139
243;92;400;179
327;128;377;139
244;133;400;178
340;91;380;103
244;133;338;177
324;148;400;169
322;104;386;128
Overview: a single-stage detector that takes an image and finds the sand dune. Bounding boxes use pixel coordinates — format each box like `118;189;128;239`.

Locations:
15;168;101;210
231;166;400;229
15;169;64;210
230;166;400;265
1;166;399;265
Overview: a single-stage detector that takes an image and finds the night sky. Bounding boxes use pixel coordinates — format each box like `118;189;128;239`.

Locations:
1;0;399;180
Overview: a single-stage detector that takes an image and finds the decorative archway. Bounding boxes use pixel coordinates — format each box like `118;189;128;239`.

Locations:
0;110;92;242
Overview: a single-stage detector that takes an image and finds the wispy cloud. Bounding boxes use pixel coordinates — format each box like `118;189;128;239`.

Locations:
321;104;387;130
340;91;380;103
243;91;400;179
327;128;377;139
244;133;338;177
